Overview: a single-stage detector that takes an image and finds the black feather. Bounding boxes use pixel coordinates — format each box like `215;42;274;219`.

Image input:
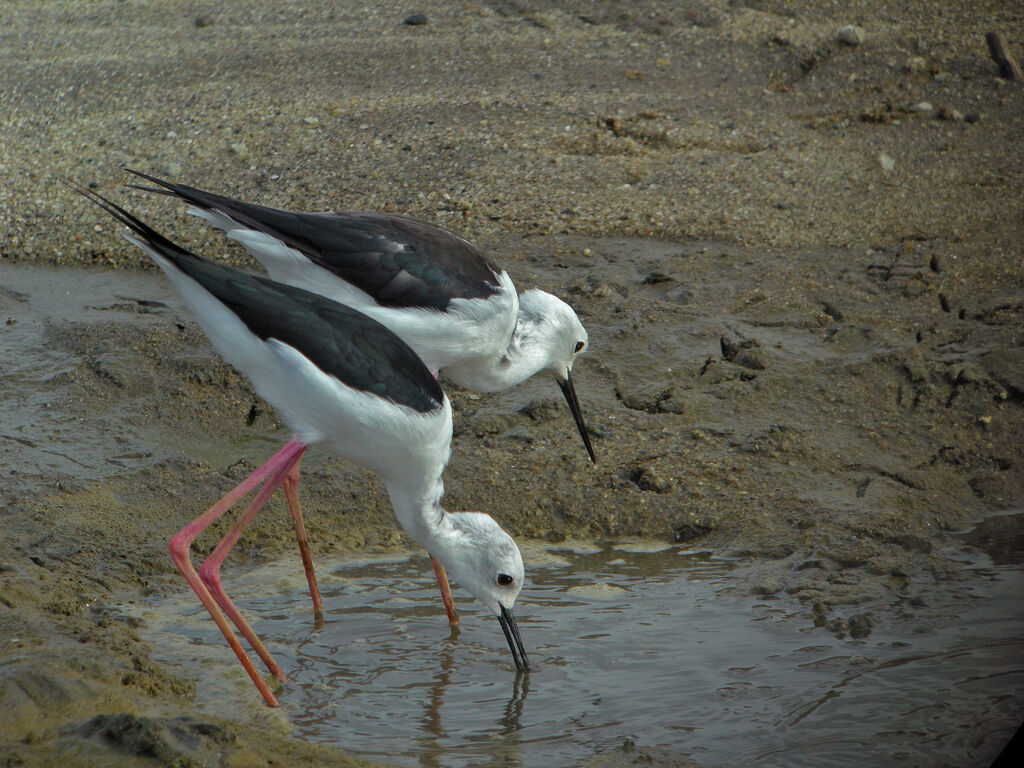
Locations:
126;169;502;311
71;183;444;414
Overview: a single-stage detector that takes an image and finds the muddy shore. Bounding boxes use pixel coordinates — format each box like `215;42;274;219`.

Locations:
2;2;1022;766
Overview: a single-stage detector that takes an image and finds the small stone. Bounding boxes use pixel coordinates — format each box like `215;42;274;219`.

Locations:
937;106;964;122
403;12;428;26
633;466;672;494
734;348;766;370
837;25;865;46
751;578;781;596
904;56;927;72
164;160;181;176
977;415;992;426
878;152;895;173
229;142;248;157
911;101;933;113
194;14;215;28
848;613;874;639
303;116;319;126
519;397;562;423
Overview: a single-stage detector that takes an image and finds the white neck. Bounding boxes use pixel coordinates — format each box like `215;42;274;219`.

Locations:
382;472;451;550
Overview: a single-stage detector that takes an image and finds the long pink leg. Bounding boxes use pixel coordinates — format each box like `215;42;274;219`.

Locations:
281;456;323;617
168;439;305;708
430;555;459;625
198;444;306;679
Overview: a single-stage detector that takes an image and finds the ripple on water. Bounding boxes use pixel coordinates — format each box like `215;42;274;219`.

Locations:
135;541;1024;768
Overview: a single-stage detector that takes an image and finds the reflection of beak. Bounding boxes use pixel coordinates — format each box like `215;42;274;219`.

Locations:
558;373;596;463
497;604;531;672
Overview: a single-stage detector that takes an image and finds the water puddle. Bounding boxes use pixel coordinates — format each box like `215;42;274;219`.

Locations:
133;533;1023;767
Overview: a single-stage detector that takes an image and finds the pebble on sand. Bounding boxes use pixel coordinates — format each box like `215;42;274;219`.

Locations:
837;25;865;46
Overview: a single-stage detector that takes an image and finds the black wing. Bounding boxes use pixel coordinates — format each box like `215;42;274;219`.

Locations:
72;183;444;414
127;170;502;311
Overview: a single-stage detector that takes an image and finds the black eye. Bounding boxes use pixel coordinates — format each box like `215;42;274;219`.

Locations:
574;341;585;354
497;573;514;587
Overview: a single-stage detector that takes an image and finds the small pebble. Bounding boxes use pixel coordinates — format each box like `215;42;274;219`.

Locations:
403;13;428;26
878;152;895;173
837;25;865;46
911;101;933;113
734;348;766;371
229;142;247;157
904;56;927;72
303;116;319;125
194;14;215;28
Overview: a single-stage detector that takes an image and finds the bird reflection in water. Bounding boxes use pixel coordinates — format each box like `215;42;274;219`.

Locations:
417;623;531;768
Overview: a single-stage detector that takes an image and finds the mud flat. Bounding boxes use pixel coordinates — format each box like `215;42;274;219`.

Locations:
2;2;1022;766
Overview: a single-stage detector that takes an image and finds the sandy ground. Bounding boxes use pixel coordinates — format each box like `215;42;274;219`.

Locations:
1;1;1022;765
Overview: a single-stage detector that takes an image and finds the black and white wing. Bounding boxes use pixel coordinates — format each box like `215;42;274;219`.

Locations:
127;170;502;311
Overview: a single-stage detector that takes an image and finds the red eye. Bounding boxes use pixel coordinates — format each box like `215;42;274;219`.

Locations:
574;341;585;354
497;573;514;587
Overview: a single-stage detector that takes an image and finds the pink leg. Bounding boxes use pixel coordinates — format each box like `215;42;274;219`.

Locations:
169;439;305;707
281;456;323;617
198;458;297;680
430;555;459;625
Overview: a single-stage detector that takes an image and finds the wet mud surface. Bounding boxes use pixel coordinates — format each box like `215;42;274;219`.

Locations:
2;1;1023;766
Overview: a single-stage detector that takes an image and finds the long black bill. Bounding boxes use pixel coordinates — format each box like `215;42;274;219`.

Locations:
497;604;531;672
558;374;596;463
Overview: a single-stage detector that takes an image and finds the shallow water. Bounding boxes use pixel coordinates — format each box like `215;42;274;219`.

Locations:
142;531;1023;768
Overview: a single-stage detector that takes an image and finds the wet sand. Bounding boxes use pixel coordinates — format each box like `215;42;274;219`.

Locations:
2;1;1022;765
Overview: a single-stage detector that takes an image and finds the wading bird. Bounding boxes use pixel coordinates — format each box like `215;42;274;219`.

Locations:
74;185;531;707
126;169;595;463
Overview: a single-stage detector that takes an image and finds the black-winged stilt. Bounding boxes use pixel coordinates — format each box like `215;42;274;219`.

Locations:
74;185;530;707
126;170;596;463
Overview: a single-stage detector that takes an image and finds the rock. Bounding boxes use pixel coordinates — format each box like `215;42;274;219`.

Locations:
674;518;712;542
837;25;865;46
751;578;781;596
911;101;933;113
937;106;964;122
878;152;895;173
904;56;927;72
848;613;874;638
734;347;766;370
519;397;562;422
229;141;247;158
404;13;428;26
194;14;215;28
615;382;674;413
632;465;672;493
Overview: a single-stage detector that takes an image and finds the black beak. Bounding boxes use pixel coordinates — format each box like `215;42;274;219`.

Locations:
497;604;531;672
557;373;596;463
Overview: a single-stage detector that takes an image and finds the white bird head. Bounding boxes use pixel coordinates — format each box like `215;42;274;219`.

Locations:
517;289;594;462
437;511;530;670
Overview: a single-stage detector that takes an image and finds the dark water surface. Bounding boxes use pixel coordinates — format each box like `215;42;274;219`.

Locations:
148;532;1023;768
